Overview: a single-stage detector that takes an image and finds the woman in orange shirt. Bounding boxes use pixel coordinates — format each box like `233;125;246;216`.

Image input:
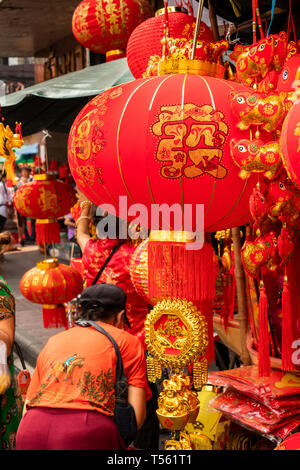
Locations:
16;284;149;450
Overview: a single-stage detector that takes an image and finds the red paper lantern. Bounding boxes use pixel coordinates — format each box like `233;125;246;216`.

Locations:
13;174;76;245
72;0;153;59
68;75;260;232
280;99;300;187
20;258;83;328
126;9;214;79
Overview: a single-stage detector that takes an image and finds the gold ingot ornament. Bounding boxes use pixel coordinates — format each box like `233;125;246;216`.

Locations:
156;374;200;432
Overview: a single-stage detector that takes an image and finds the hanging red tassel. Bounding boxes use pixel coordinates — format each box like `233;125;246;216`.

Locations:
42;304;68;329
36;219;60;245
258;280;270;377
281;274;294;371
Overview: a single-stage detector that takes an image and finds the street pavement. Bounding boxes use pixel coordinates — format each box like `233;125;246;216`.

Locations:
0;245;65;371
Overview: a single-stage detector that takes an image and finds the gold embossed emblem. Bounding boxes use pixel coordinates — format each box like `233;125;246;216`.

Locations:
145;298;208;372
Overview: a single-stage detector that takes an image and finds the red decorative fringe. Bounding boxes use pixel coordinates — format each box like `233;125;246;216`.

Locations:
281;275;294;371
42;305;68;329
258;281;270;377
36;221;60;245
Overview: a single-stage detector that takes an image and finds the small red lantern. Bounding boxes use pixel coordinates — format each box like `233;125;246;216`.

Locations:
280;99;300;187
72;0;153;60
68;74;262;232
126;8;214;79
20;258;83;328
275;432;300;450
13;174;76;245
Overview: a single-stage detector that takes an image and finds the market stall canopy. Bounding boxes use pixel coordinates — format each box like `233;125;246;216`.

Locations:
0;58;134;136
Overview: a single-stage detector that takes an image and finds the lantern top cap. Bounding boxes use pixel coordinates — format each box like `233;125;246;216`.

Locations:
37;258;59;270
155;6;188;16
34;173;54;181
157;58;225;78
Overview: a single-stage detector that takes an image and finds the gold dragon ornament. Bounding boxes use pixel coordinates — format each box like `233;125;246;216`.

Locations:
0;121;24;186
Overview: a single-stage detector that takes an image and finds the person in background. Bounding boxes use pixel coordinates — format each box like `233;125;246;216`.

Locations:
0;171;12;233
16;284;148;450
64;212;76;243
0;273;23;449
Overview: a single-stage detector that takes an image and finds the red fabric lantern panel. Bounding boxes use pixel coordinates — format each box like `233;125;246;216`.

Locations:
280;99;300;187
126;11;214;79
72;0;153;55
68;75;261;232
20;259;83;328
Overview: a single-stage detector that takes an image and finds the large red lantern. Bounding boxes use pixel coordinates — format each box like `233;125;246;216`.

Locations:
126;8;214;79
72;0;153;59
280;99;300;187
68;74;259;232
13;174;76;245
20;259;83;328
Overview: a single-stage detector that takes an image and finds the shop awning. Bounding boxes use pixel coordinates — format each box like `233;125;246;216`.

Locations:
0;58;134;136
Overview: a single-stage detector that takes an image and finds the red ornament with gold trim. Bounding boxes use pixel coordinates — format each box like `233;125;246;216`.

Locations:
20;258;83;328
68;75;263;232
126;8;213;79
72;0;153;60
13;174;76;245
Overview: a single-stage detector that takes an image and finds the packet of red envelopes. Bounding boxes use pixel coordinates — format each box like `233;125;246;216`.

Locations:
208;366;300;409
